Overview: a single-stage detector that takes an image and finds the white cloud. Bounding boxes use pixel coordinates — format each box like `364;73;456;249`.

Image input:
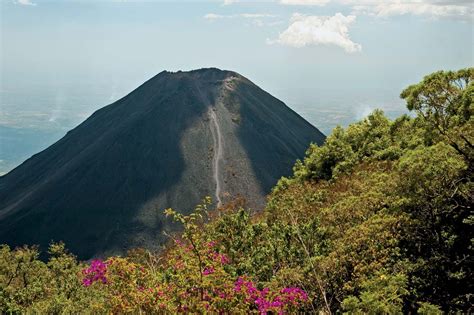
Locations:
346;0;472;18
204;12;279;27
204;13;276;20
278;0;472;18
15;0;36;5
204;13;226;20
280;0;330;6
268;13;362;53
223;0;238;5
291;0;473;18
241;13;277;18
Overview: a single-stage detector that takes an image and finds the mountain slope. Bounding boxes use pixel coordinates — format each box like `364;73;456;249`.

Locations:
0;68;325;258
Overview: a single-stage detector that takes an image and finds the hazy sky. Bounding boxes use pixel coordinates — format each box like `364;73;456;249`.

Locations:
2;0;472;94
0;0;473;173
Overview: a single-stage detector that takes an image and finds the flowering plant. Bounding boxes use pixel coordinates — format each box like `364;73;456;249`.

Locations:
79;198;309;313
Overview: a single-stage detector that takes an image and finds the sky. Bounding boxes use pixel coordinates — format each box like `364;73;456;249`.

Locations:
0;0;473;173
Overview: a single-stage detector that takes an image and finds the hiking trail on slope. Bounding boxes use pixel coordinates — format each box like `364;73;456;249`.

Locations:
209;108;223;208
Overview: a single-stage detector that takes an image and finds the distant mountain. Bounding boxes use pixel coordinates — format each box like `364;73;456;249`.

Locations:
0;68;325;259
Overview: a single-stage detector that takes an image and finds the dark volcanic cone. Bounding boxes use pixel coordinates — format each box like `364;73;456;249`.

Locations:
0;68;325;258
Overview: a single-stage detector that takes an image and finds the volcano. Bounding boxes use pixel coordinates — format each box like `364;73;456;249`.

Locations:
0;68;325;258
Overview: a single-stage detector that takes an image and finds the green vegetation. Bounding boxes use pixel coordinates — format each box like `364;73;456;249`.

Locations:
1;68;472;313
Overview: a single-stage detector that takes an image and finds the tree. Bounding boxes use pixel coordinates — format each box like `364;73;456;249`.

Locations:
400;68;474;165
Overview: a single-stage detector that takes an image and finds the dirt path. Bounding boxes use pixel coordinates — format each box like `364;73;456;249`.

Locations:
209;108;223;208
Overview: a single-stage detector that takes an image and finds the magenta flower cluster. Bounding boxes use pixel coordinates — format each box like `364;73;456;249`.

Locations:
79;241;308;313
202;267;215;275
280;287;308;305
234;277;308;314
206;241;230;265
82;259;108;287
211;252;230;264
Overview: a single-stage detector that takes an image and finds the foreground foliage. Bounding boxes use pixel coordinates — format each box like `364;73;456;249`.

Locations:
1;68;472;313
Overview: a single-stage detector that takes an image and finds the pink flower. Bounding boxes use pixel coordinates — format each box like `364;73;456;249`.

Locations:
234;277;308;313
219;253;230;264
82;259;108;287
202;267;215;275
281;287;308;302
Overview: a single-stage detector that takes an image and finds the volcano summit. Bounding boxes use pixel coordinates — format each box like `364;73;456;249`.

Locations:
0;68;325;258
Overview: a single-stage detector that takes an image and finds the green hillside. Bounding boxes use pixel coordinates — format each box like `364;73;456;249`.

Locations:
1;68;472;313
